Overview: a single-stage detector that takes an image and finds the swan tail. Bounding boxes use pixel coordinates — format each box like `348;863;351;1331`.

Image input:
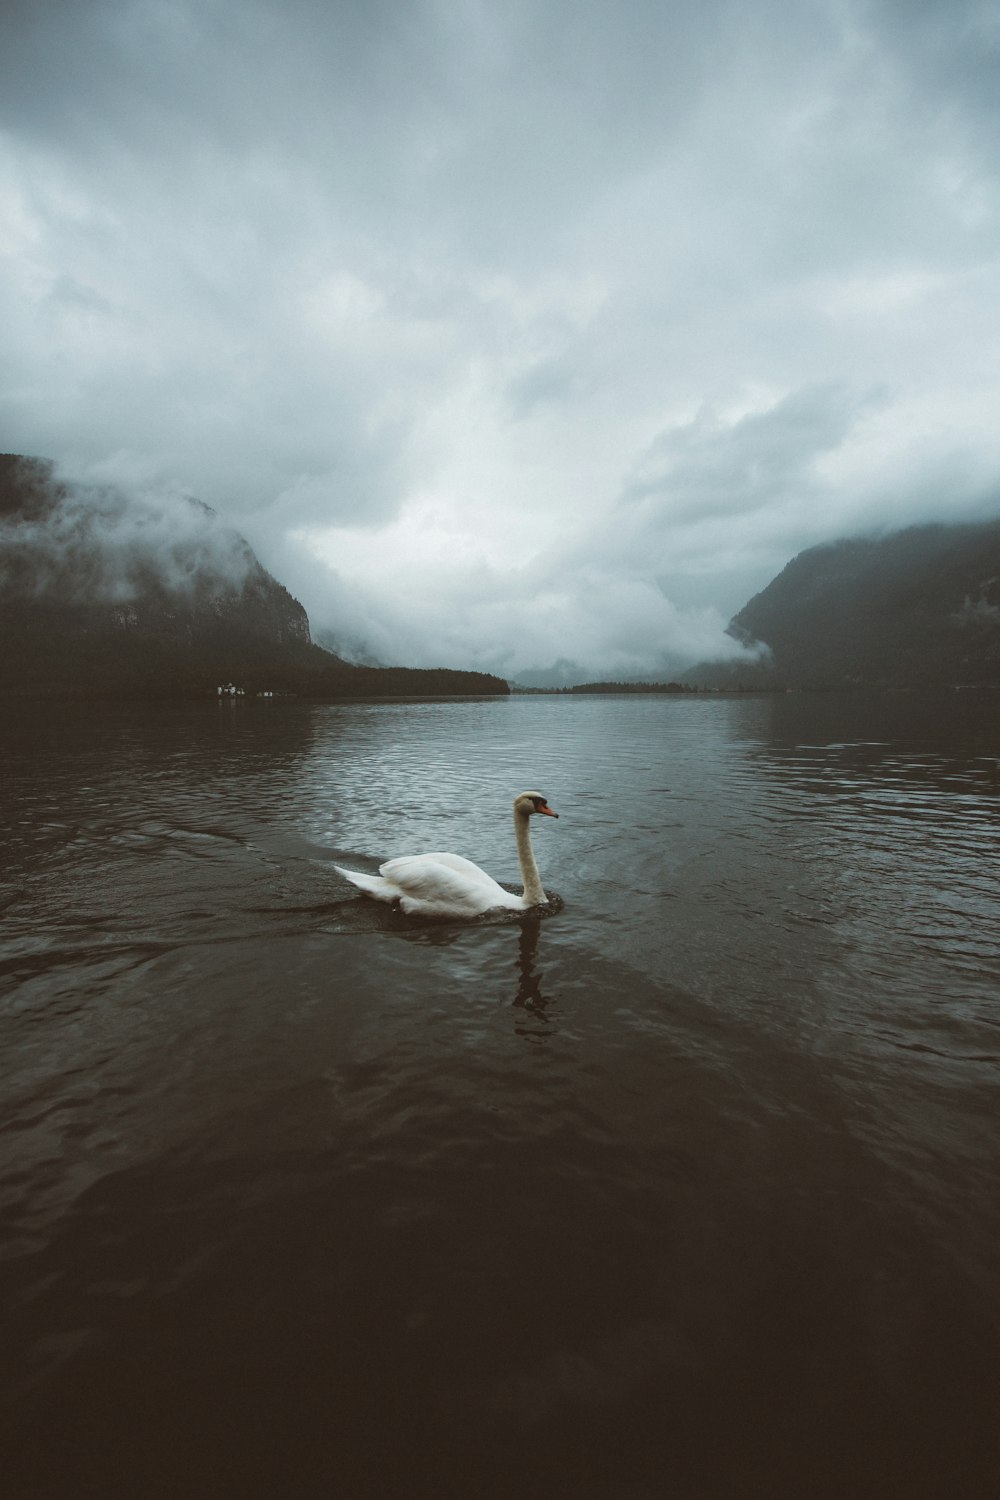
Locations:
334;864;399;904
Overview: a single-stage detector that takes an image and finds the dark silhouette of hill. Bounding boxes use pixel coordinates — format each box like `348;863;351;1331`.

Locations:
697;520;1000;690
0;455;507;699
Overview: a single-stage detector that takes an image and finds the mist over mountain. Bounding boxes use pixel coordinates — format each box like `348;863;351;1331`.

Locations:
0;456;505;698
703;520;1000;690
7;452;998;697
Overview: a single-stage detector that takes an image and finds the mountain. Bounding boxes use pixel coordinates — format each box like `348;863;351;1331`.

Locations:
711;520;1000;690
0;455;506;698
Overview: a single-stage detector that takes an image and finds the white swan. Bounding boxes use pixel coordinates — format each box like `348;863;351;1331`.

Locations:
335;791;559;918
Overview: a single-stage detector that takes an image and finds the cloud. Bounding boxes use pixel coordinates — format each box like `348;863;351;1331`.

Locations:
2;0;1000;679
621;386;872;529
0;459;256;604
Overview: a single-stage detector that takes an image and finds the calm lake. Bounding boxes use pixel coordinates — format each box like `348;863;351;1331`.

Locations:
2;691;998;1498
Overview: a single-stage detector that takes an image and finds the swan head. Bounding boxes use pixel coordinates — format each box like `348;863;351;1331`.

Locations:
514;791;558;819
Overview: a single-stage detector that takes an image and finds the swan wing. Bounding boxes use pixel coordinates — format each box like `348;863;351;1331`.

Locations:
378;853;522;916
387;851;498;882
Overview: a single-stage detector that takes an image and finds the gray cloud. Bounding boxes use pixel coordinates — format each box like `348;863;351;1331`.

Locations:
1;466;255;604
2;0;999;678
623;386;875;528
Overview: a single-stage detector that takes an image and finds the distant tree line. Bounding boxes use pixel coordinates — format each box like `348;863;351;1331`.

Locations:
569;680;694;694
511;680;696;695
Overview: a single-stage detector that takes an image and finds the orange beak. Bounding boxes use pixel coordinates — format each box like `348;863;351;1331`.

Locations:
537;803;558;817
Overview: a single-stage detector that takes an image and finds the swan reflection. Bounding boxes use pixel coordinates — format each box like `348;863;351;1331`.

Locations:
512;913;557;1039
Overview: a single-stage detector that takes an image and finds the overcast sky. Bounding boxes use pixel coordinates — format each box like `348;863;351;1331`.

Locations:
3;0;999;678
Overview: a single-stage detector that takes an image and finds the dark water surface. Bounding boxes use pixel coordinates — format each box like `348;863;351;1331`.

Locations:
2;692;998;1498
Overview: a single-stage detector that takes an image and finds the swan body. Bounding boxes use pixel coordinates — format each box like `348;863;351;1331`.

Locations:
335;792;558;918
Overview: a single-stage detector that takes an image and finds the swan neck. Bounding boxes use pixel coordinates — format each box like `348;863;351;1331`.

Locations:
514;807;545;905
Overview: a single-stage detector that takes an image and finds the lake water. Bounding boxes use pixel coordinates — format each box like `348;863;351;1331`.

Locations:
2;691;998;1499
